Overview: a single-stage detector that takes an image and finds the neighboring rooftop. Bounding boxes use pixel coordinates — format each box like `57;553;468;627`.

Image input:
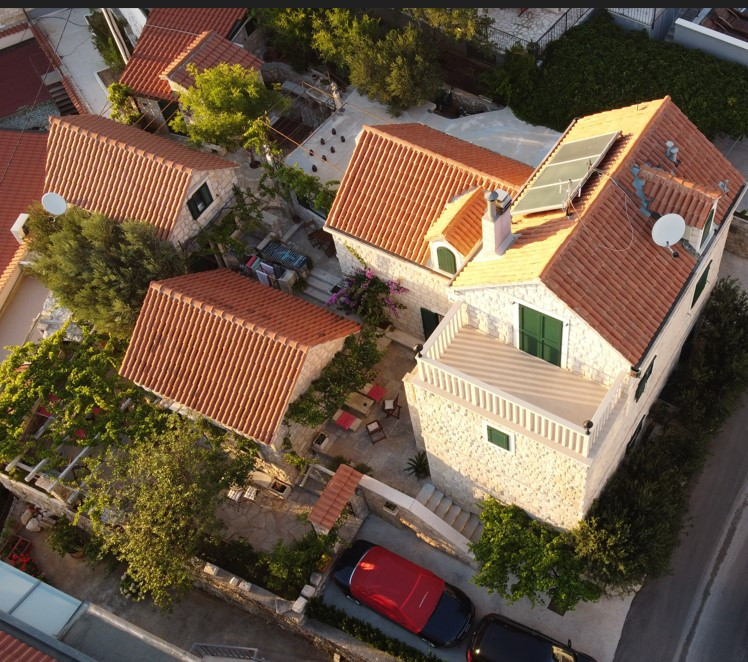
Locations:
454;96;745;366
119;269;360;444
325;123;533;266
120;8;247;100
0;34;52;118
161;30;264;91
44;114;236;240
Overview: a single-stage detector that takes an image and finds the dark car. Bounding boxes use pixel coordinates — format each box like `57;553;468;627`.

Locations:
467;613;597;662
332;539;474;647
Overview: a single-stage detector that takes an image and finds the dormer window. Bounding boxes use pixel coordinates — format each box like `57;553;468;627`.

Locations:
436;246;457;274
187;182;213;220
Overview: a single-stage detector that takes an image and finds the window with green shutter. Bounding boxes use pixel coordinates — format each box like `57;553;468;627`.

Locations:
699;209;714;250
486;425;512;451
691;261;712;308
635;358;655;402
519;305;563;367
436;247;457;274
187;182;213;220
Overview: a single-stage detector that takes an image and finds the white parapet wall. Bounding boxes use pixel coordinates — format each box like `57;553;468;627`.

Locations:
673;18;748;67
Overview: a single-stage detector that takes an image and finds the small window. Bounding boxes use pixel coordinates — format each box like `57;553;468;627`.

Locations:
700;209;714;250
635;358;655;402
486;425;512;452
187;183;213;220
436;247;457;274
691;261;712;308
383;501;399;515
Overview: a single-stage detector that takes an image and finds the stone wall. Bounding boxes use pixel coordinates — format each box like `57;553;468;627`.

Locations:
170;167;239;247
727;215;748;258
330;233;452;339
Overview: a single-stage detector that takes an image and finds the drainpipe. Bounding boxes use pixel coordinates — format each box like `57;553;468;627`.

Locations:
101;8;130;64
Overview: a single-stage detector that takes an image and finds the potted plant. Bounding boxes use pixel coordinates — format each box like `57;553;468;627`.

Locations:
47;520;87;559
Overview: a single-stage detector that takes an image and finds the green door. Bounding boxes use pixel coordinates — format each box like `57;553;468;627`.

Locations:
519;305;563;366
420;308;443;340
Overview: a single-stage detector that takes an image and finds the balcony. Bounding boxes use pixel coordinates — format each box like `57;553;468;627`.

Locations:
414;303;627;457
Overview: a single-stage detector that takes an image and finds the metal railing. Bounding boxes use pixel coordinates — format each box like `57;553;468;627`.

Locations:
487;8;594;55
608;8;665;27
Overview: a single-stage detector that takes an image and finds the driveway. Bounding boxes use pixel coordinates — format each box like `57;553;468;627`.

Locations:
322;515;632;662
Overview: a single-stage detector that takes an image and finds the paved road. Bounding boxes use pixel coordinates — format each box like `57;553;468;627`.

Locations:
613;392;748;662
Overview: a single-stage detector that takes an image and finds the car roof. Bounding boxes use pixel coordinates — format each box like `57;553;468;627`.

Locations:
349;545;445;634
475;615;556;662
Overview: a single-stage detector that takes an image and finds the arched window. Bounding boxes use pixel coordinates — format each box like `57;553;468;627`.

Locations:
436;247;457;274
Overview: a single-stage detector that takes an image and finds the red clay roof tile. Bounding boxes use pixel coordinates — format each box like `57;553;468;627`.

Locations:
0;632;56;662
119;270;360;443
309;464;363;530
120;8;247;100
44;114;236;239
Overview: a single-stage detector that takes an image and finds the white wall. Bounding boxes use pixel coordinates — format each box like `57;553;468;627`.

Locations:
116;8;148;41
673;18;748;67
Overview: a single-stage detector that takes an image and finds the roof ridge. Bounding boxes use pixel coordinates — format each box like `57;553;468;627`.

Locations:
638;163;722;199
365;123;523;188
160;30;213;79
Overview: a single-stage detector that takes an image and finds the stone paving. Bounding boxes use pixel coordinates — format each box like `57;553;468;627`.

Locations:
483;7;575;46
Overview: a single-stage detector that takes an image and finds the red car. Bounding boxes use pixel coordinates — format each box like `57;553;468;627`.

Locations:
332;539;474;647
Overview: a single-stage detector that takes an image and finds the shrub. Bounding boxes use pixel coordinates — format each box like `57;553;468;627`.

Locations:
47;520;87;557
327;267;408;328
307;598;440;662
87;9;125;73
404;451;430;479
107;83;141;125
262;530;337;598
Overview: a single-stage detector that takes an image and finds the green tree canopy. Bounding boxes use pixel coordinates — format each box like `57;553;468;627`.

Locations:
253;8;325;72
470;500;600;613
24;203;185;338
403;8;494;46
258;162;339;217
170;63;290;151
80;415;256;610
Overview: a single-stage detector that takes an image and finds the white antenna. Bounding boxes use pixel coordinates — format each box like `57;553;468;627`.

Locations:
41;192;67;216
652;212;686;259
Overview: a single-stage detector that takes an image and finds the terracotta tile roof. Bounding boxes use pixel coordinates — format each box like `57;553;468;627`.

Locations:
424;187;486;256
325;123;533;266
309;464;363;531
0;37;53;117
638;164;721;229
0;631;55;662
120;270;360;444
120;8;247;100
44;114;236;240
457;97;744;365
0;129;47;281
161;30;264;90
0;22;31;40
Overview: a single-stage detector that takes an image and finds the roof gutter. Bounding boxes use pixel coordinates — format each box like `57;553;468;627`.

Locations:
631;181;747;371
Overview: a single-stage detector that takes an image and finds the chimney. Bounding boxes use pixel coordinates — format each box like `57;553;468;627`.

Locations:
480;190;513;258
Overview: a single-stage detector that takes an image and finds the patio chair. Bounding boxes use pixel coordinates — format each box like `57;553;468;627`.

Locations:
227;486;243;501
332;408;363;431
243;487;258;501
382;393;401;419
366;420;387;444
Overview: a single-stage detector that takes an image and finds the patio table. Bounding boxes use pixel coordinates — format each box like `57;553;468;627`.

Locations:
345;391;375;416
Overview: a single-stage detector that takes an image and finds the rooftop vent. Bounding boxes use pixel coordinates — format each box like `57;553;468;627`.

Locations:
665;140;681;165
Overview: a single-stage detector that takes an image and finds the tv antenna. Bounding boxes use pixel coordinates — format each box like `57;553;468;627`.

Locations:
651;212;685;258
41;192;68;216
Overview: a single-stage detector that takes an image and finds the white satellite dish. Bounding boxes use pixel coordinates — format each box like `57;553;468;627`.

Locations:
652;213;685;247
41;192;67;216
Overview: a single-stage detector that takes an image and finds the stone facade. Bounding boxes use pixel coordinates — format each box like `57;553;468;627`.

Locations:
329;232;452;339
170;167;239;247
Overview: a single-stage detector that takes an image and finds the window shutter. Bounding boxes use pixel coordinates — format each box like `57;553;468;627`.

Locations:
187;198;200;220
635;358;655;402
486;426;511;451
436;247;457;274
700;210;714;249
691;261;712;307
519;306;562;367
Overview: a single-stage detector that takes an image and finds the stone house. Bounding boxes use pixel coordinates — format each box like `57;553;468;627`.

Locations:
43;114;239;247
119;269;360;478
324;97;746;529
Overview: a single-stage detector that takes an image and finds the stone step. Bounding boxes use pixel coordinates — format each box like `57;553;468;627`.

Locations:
434;496;453;519
443;503;462;527
462;513;482;541
416;483;436;506
302;281;332;304
469;522;483;544
425;489;444;512
452;510;471;533
308;268;342;289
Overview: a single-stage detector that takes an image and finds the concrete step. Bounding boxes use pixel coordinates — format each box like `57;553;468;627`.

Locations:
443;503;462;526
452;510;470;533
302;281;332;304
462;513;482;541
425;489;444;511
309;267;341;288
416;483;436;506
434;496;453;519
469;522;483;544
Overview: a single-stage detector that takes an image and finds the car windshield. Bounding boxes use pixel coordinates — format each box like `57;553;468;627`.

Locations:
552;645;576;662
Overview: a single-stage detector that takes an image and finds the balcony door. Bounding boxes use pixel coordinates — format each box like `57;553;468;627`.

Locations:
420;308;443;340
518;305;563;367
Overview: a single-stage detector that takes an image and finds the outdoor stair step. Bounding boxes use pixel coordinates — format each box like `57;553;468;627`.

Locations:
434;496;453;518
301;282;332;304
309;267;341;288
424;489;445;511
469;522;484;544
452;510;471;533
416;483;436;505
443;503;463;526
462;513;482;541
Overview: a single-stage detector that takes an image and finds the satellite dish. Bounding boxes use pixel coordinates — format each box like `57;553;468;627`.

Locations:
652;213;685;247
41;192;67;216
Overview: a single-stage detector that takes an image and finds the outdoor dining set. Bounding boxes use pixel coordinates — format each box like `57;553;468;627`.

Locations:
332;382;401;444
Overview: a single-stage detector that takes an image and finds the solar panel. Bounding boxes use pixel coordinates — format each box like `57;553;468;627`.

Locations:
512;131;621;216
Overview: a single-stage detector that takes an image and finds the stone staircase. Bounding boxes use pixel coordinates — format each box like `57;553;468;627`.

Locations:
416;483;483;543
302;267;341;305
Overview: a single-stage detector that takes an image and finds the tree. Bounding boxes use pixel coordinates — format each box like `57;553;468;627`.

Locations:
107;83;141;125
311;8;381;74
170;63;290;152
403;8;494;47
258;161;339;219
79;415;256;610
470;500;600;613
24;203;185;338
253;8;325;72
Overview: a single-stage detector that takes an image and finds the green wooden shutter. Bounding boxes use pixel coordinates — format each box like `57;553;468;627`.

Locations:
691;261;712;308
436;247;457;274
486;425;511;451
700;210;714;249
635;358;655;402
519;305;563;367
420;308;442;339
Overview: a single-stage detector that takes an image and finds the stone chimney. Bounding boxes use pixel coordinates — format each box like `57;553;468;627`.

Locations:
480;190;513;258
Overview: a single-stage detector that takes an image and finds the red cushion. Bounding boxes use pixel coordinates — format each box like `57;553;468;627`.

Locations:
367;385;386;402
335;411;356;429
